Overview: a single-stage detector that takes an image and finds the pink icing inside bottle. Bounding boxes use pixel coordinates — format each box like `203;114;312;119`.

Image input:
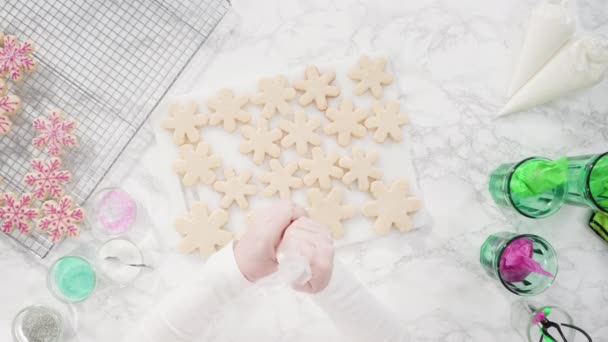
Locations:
96;189;136;235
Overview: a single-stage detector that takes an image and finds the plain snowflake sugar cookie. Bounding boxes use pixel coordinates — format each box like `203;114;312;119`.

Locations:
174;141;221;186
207;88;250;132
0;192;39;234
24;158;72;200
293;65;340;111
348;56;393;99
280;111;321;155
363;180;422;235
251;75;296;119
32;109;77;156
339;147;383;191
324;99;368;147
239;119;282;165
0;79;21;135
175;202;233;258
213;168;257;209
299;147;343;190
260;159;303;200
365;100;409;142
161;101;207;145
307;188;354;239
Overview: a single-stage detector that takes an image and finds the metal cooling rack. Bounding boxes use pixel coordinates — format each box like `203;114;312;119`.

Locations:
0;0;231;258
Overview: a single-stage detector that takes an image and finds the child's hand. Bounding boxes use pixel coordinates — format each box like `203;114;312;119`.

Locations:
233;200;306;282
282;217;334;293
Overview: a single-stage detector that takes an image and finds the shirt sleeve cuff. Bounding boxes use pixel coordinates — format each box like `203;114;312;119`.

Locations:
204;240;251;295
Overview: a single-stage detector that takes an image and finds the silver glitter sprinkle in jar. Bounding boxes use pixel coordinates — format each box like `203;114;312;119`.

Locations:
12;306;63;342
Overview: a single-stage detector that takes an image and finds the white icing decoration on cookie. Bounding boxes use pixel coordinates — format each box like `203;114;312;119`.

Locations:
363;180;422;235
239;119;282;165
339;147;382;191
293;65;340;110
299;147;343;190
324;99;368;147
348;56;393;99
174;141;222;186
260;159;303;199
307;188;354;239
279;111;321;155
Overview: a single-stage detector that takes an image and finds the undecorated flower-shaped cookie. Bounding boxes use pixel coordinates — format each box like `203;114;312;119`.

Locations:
0;192;39;234
213;168;257;209
0;35;36;81
260;159;303;199
175;202;233;258
365;101;409;142
324;99;368;147
348;56;393;99
161;101;207;145
0;79;21;135
293;65;340;110
174;141;221;186
207;88;250;132
363;180;422;235
39;196;85;242
32;110;77;156
251;75;296;119
299;147;343;190
279;111;321;155
307;188;354;239
339;147;382;191
240;119;282;165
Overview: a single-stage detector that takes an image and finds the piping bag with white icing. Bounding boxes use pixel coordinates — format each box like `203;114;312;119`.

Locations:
508;0;575;97
500;35;608;116
256;238;312;288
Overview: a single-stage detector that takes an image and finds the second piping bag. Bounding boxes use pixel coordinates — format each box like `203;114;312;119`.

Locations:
507;0;575;97
500;35;608;116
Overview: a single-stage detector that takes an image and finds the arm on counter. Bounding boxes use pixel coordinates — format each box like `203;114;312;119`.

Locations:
122;240;250;342
123;201;305;342
282;216;412;342
312;260;413;342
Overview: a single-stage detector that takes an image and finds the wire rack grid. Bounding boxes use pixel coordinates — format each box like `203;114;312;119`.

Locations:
0;0;231;258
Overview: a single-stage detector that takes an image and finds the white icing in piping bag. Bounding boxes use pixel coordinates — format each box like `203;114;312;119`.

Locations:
500;35;608;116
508;0;575;97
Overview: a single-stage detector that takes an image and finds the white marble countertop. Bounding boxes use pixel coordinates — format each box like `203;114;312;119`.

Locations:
2;0;608;341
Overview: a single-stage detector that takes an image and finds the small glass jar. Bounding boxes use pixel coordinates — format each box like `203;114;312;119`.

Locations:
565;152;608;213
480;232;558;296
47;256;97;303
96;238;144;287
86;187;138;239
489;157;567;218
12;306;63;342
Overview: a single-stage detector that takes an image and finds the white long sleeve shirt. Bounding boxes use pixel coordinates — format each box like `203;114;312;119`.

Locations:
123;242;411;342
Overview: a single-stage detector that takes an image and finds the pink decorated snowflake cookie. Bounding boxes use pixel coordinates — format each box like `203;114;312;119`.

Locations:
0;35;36;81
32;110;77;156
0;79;21;135
39;196;85;242
24;158;72;200
0;192;39;233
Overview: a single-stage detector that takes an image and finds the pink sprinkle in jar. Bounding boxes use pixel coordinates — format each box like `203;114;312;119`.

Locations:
87;187;137;238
